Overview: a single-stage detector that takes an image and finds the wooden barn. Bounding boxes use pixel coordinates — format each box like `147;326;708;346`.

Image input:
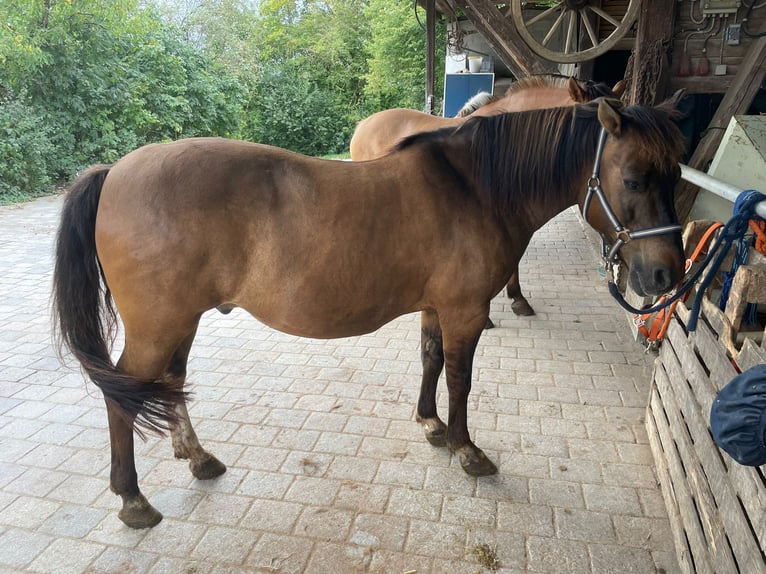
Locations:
421;0;766;220
420;3;766;573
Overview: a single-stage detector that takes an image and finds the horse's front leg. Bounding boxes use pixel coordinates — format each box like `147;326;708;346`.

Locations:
416;309;448;446
442;311;498;476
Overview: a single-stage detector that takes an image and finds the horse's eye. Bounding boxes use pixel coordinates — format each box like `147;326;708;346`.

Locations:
623;179;644;191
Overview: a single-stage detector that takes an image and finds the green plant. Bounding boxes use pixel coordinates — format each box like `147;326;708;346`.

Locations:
0;96;55;204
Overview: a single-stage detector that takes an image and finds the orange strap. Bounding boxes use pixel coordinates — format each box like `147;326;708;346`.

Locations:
750;219;766;255
634;222;724;344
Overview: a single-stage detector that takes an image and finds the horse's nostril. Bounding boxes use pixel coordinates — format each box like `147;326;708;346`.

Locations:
654;267;673;292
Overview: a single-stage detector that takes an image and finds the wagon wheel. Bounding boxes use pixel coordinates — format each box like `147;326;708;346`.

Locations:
510;1;641;64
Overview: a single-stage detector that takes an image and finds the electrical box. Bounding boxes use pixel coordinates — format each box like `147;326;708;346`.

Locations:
702;0;741;15
726;23;741;45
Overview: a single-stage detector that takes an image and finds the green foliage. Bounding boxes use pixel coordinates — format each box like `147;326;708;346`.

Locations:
0;96;55;203
0;0;245;201
0;0;449;202
363;0;446;114
242;0;371;154
246;64;349;156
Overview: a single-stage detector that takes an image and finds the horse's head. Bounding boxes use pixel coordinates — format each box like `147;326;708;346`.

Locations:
567;77;625;103
581;93;686;297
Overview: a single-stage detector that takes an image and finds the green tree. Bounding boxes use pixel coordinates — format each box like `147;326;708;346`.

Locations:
247;63;349;156
0;0;245;200
241;0;370;154
0;97;55;203
363;0;445;113
0;0;450;201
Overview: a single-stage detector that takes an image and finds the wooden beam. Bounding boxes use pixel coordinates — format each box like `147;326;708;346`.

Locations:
626;0;676;105
452;0;552;77
669;76;733;95
676;35;766;222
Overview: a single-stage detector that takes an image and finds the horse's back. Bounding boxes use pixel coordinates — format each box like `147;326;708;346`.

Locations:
93;137;470;338
350;109;459;161
476;86;575;116
95;139;297;330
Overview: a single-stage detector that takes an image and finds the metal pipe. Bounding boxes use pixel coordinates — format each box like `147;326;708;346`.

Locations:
679;163;766;218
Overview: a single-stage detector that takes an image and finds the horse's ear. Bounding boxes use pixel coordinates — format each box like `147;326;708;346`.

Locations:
611;79;627;99
657;89;686;113
598;98;623;137
568;77;587;102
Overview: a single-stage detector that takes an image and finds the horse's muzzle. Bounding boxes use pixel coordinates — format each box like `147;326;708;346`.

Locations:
628;258;684;296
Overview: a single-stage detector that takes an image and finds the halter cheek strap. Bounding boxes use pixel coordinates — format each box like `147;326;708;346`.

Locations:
583;127;682;265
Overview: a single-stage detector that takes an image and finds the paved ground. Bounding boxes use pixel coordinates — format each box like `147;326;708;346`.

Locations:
0;195;679;573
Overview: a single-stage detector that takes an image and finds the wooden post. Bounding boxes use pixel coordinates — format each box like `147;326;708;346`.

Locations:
626;0;676;105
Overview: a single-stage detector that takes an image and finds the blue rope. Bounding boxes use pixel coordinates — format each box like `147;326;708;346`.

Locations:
718;233;750;311
608;190;766;330
686;190;766;331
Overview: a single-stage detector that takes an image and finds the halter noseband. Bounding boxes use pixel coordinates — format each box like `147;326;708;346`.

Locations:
583;127;682;266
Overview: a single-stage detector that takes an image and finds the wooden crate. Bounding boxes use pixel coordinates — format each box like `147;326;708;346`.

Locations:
647;291;766;574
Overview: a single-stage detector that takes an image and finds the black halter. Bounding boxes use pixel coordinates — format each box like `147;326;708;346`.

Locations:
582;128;682;265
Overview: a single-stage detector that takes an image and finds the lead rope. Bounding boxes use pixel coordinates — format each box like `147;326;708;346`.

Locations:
607;189;766;333
634;221;723;351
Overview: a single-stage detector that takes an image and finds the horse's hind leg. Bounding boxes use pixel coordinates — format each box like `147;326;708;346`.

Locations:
109;335;189;528
106;398;162;528
109;320;200;528
506;265;535;316
167;328;226;480
416;310;448;446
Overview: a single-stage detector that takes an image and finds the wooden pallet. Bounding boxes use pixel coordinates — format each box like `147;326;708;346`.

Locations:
646;288;766;573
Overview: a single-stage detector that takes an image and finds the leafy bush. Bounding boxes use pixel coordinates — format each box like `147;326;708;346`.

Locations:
246;65;351;156
0;0;440;202
0;97;55;204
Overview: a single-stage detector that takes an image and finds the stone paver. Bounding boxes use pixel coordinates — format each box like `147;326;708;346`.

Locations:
0;196;680;573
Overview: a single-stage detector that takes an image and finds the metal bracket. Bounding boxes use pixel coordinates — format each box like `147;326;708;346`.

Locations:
702;0;741;15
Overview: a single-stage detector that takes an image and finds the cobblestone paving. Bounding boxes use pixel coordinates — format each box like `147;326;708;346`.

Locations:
0;195;679;573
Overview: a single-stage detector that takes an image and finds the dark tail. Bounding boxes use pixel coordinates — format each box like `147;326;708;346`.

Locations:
52;165;186;437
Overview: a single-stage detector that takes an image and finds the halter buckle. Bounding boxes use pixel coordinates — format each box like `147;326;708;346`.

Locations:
616;229;632;245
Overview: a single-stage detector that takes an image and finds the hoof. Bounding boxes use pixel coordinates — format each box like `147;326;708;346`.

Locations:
190;452;227;480
118;494;163;529
457;447;498;476
511;300;535;316
418;416;448;447
484;318;495;330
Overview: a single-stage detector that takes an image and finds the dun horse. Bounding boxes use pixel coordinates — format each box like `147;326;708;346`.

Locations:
350;74;624;317
53;97;686;528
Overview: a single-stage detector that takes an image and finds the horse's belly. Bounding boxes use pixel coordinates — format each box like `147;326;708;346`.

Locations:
240;298;412;340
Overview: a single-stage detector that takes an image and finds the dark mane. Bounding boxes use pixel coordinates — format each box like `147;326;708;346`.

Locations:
579;79;619;100
394;125;460;152
466;104;602;211
618;103;687;173
394;100;686;213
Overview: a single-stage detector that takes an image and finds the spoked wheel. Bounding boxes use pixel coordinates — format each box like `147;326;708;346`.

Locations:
510;1;641;63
